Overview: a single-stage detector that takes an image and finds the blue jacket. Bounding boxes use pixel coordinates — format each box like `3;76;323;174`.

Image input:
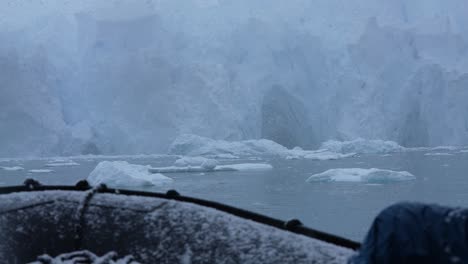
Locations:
350;202;468;264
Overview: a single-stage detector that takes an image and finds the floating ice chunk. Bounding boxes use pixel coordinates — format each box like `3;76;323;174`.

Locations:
321;138;405;154
45;161;80;167
286;148;355;160
88;161;173;187
424;152;453;156
150;163;273;173
28;169;54;173
430;146;461;151
149;166;215;173
0;166;24;171
306;168;415;183
174;157;219;169
215;163;273;171
302;152;355;160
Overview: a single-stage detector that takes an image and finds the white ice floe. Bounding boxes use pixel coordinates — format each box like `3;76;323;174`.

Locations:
286;148;355;160
0;166;24;171
149;166;215;173
169;134;354;161
45;161;80;167
306;168;416;183
28;169;54;173
174;157;219;169
149;163;273;173
215;163;273;171
424;152;453;156
320;138;405;154
88;161;173;187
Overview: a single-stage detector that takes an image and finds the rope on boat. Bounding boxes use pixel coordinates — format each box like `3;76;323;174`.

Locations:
73;183;108;250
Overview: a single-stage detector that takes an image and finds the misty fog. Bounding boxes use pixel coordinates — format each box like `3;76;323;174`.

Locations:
1;0;468;157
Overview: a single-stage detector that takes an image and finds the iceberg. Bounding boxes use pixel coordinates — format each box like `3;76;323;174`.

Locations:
320;139;406;154
168;134;288;157
0;166;24;171
88;161;173;187
174;157;219;169
169;134;354;161
306;168;416;183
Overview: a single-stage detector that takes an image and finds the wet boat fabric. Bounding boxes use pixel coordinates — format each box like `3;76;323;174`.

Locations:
0;191;353;264
349;202;468;264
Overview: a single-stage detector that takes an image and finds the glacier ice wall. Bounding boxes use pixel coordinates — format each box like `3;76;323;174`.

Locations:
0;0;468;157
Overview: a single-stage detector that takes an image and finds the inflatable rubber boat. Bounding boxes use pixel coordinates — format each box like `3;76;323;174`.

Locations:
0;179;359;263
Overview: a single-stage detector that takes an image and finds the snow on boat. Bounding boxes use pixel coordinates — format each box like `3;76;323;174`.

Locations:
0;179;358;263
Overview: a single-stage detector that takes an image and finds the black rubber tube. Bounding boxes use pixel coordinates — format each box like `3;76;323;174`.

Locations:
0;181;361;250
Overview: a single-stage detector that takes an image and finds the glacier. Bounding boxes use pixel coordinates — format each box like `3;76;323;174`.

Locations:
1;0;468;157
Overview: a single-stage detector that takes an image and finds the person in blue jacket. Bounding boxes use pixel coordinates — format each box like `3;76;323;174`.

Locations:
350;202;468;264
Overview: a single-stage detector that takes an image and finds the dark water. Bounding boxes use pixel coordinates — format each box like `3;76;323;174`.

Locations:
1;149;468;241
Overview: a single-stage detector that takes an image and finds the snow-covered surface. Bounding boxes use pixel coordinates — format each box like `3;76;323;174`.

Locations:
0;191;353;263
307;168;416;183
321;139;406;154
88;161;173;187
0;166;24;171
28;169;54;173
149;163;273;173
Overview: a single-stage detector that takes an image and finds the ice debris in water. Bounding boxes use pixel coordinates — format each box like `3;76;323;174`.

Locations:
215;163;273;171
45;161;80;167
28;169;55;173
30;250;139;264
424;152;453;156
307;168;416;183
320;138;406;154
149;162;273;173
285;148;355;160
0;166;24;171
88;161;173;187
169;134;355;160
